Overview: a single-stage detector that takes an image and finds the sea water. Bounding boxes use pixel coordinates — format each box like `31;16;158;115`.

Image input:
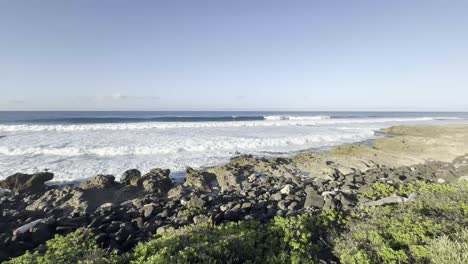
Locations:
0;111;467;182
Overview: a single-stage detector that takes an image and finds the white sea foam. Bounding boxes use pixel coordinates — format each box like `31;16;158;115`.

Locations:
264;115;331;121
0;115;466;182
0;116;455;132
0;131;375;156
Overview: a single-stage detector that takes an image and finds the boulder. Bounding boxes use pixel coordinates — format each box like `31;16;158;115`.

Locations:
26;187;88;215
0;172;53;193
183;167;217;191
304;187;325;208
207;163;253;191
120;169;141;186
167;185;190;199
280;184;293;194
137;168;172;193
141;203;157;218
13;219;44;236
80;175;118;189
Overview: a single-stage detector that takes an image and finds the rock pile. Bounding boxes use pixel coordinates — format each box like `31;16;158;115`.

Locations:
1;154;468;262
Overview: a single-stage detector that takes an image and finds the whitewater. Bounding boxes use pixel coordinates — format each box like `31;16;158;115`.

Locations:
0;112;467;182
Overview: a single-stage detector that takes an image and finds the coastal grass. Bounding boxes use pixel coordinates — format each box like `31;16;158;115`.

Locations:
6;181;467;264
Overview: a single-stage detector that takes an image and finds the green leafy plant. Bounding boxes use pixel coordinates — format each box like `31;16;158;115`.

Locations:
5;229;120;264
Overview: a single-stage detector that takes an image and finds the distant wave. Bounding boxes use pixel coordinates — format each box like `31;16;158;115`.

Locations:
264;115;331;121
9;115;334;124
16;115;266;124
0;116;462;132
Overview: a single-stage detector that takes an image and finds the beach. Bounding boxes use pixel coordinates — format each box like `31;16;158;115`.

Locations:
1;124;468;262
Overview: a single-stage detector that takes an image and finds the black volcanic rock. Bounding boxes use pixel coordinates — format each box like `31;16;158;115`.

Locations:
0;172;53;194
137;168;172;193
121;169;142;186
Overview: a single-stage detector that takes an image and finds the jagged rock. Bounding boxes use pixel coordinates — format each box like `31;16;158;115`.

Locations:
278;200;287;211
80;175;118;189
137;168;172;193
188;197;205;209
0;172;53;193
280;184;293;194
26;187;88;215
167;185;190;199
304;187;324;208
335;192;356;210
184;167;217;191
0;187;11;196
121;169;141;186
271;192;283;201
141;203;157;218
323;196;336;210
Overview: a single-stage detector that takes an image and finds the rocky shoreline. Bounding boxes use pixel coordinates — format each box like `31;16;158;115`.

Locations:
1;125;468;262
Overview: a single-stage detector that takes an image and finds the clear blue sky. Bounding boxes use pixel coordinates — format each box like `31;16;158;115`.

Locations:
1;0;467;111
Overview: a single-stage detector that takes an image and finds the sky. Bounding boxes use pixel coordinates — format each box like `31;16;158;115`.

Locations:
0;0;467;111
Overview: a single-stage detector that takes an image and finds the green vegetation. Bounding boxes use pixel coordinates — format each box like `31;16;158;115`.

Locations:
426;229;468;264
359;180;459;201
5;229;119;264
130;210;343;264
337;181;467;264
6;182;467;264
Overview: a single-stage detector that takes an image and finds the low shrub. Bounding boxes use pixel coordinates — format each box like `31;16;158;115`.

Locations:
4;229;120;264
335;182;467;264
130;211;343;264
427;228;468;264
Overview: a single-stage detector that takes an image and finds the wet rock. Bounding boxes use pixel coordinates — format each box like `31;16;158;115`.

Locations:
0;172;53;193
121;169;141;186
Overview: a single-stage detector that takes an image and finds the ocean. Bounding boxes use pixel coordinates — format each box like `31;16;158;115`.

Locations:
1;111;467;182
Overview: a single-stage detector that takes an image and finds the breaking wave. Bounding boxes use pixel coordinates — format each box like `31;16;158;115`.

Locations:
0;116;460;132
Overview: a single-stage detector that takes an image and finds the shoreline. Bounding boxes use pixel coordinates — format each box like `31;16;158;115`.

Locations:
1;124;468;262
